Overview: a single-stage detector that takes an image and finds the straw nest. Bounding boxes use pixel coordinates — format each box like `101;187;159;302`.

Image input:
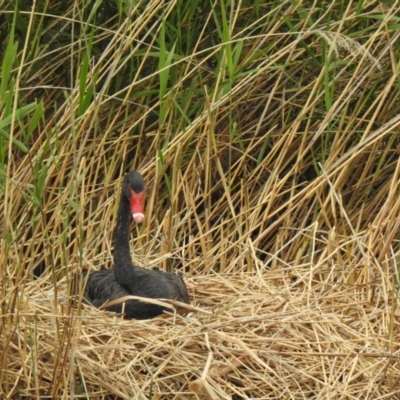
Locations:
4;243;400;399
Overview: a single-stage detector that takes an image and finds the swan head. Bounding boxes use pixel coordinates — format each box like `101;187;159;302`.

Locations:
123;171;145;223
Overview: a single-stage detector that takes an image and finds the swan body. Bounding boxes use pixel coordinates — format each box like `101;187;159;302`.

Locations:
83;171;190;319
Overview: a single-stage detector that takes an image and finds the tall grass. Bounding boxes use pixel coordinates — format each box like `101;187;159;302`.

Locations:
1;0;400;398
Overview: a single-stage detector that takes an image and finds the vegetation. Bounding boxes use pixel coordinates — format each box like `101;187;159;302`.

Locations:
1;0;400;398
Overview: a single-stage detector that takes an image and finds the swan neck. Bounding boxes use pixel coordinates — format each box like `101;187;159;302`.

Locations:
113;192;133;269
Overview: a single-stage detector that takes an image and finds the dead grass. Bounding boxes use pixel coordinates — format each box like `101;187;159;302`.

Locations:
4;258;400;399
1;0;400;399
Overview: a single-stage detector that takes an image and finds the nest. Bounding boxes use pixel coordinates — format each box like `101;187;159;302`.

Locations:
3;255;399;399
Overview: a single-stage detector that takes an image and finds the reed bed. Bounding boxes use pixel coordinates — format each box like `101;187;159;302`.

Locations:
1;0;400;398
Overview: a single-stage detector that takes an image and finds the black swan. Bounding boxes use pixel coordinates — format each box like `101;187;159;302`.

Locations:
83;171;190;319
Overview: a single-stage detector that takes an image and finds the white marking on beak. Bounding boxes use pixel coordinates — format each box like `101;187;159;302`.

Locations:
132;213;144;223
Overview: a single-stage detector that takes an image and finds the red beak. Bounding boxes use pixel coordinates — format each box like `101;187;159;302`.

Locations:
130;189;145;223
